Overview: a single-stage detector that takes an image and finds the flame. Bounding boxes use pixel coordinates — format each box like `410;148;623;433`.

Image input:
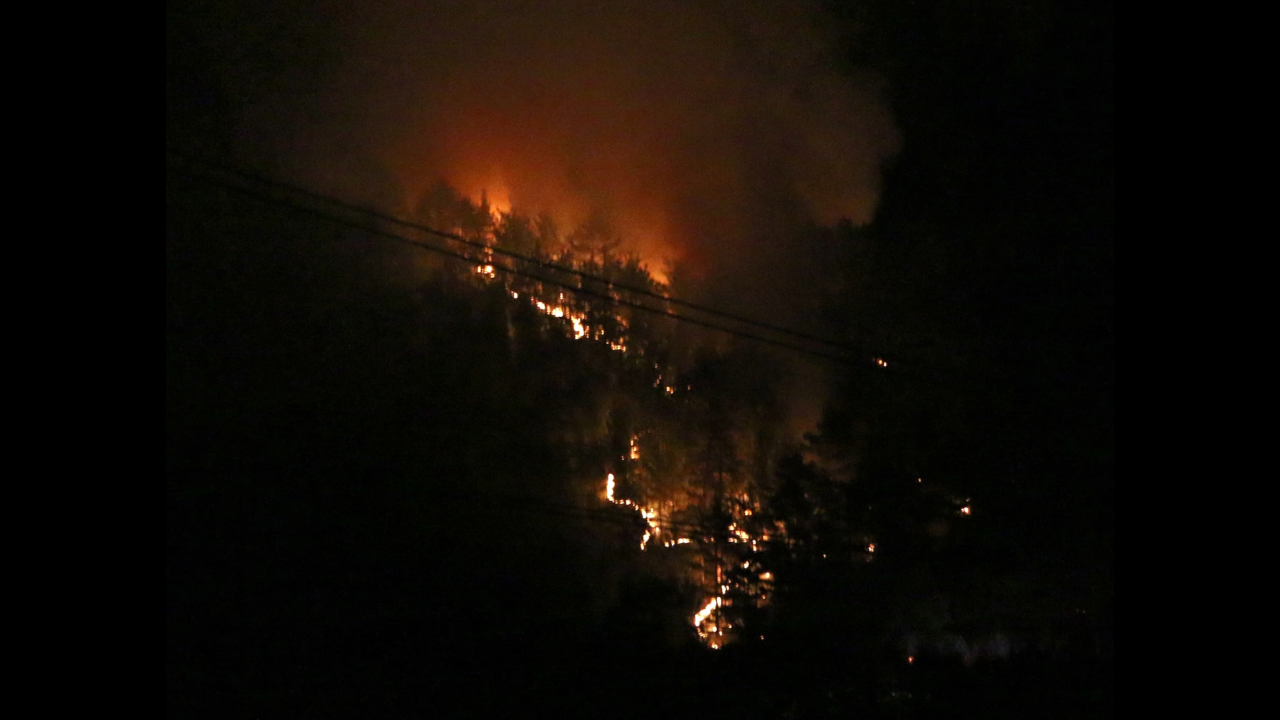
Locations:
603;472;662;550
523;294;623;351
693;596;722;629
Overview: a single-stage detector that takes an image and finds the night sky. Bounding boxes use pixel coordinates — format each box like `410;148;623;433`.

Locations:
168;1;1112;716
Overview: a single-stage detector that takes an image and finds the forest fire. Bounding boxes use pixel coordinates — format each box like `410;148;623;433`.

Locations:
405;183;794;648
603;431;778;648
169;0;1114;711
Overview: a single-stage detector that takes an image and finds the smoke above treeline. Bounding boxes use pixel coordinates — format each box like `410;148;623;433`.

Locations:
172;0;900;435
180;0;898;283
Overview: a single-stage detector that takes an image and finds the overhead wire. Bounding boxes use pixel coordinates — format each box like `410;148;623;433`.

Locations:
167;153;887;368
166;150;885;365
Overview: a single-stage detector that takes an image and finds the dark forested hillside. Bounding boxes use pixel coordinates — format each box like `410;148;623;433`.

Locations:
168;1;1111;716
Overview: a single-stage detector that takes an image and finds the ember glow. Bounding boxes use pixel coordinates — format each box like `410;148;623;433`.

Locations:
603;434;781;647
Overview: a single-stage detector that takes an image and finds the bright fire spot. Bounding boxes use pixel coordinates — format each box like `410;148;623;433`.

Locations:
474;264;496;278
867;543;876;553
693;596;722;630
604;472;662;551
629;436;641;461
876;358;889;367
908;656;915;664
960;506;971;515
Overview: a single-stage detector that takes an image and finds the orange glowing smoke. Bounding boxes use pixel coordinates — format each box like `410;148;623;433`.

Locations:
269;1;899;288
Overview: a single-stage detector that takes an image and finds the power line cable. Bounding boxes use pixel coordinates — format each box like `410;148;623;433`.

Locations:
168;152;1113;398
167;156;881;368
166;149;883;361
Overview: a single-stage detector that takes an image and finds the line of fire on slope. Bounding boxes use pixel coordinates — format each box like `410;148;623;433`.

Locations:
461;248;955;650
467;248;774;647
